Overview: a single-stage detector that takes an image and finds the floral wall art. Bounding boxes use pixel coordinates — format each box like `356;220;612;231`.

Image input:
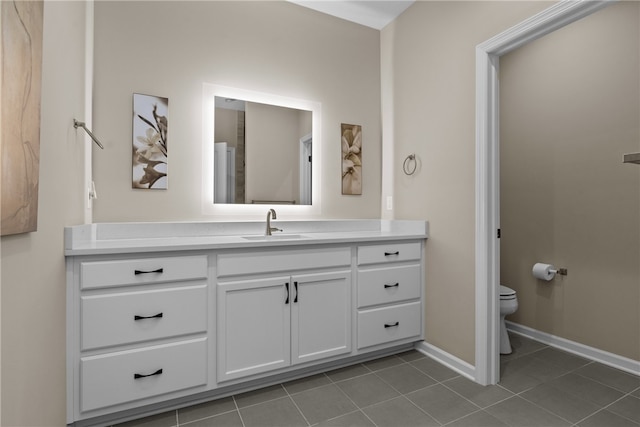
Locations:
133;93;168;189
341;123;362;195
1;1;44;236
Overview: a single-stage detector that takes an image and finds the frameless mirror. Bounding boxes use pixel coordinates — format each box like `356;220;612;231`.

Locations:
202;83;321;216
214;97;313;205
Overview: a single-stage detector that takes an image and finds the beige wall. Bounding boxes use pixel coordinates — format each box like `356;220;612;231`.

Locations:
382;1;553;364
92;1;382;222
2;2;637;424
500;2;640;361
0;2;88;425
245;102;307;204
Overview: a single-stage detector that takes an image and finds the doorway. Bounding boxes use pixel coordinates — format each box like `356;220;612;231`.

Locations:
474;0;613;385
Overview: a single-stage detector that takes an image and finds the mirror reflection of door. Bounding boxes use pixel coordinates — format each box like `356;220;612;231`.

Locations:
299;134;312;205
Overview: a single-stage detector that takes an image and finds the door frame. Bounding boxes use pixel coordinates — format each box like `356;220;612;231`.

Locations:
299;133;312;205
474;0;613;385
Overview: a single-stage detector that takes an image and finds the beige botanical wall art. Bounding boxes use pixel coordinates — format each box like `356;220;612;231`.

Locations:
341;123;362;195
0;0;44;236
133;93;168;189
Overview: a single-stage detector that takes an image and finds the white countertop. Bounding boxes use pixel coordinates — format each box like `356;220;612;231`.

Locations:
64;220;429;256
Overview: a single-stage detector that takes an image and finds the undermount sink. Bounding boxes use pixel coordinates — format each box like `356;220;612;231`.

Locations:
241;234;309;241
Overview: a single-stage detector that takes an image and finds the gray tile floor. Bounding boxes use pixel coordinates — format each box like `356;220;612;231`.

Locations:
115;334;640;427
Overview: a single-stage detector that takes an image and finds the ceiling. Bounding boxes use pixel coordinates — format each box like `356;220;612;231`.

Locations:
287;1;415;30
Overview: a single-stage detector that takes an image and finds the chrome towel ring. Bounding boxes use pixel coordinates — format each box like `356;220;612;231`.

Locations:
403;154;416;175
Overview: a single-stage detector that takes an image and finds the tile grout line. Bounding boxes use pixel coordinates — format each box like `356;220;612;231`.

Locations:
441;408;489;426
281;380;312;427
178;409;241;427
414;369;484;426
323;360;433;426
358;408;381;427
499;359;602;426
509;362;638;427
499;340;640;426
369;357;470;426
340;365;438;427
286;370;377;426
125;345;640;427
513;392;583;426
578;389;640;425
328;368;375;421
232;393;246;427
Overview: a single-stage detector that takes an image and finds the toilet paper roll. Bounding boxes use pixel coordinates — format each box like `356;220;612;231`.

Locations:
532;263;556;281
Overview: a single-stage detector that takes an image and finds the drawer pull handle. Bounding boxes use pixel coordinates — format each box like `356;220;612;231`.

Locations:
384;322;400;328
134;368;163;379
384;283;400;288
384;251;399;256
134;268;164;275
294;281;299;303
134;312;163;321
285;282;290;304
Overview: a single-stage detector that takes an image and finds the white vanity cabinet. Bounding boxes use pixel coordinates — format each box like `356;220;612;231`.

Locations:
356;242;423;349
67;254;210;420
216;247;352;382
65;220;428;426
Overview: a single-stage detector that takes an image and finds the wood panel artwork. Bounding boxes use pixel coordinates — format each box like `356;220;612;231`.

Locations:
0;1;44;236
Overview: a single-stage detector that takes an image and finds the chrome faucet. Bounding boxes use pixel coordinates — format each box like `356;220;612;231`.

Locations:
266;209;282;236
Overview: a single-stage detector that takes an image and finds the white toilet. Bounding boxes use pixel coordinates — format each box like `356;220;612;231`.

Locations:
500;285;518;354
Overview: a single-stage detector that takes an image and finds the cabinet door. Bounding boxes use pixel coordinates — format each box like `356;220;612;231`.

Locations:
217;276;291;382
291;270;352;365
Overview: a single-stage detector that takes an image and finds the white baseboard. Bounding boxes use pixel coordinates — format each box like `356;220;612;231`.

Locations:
506;321;640;377
414;341;476;381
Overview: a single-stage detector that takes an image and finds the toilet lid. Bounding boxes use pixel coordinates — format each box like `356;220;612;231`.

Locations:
500;285;516;296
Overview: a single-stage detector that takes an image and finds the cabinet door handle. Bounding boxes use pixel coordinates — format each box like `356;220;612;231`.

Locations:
134;312;163;321
384;322;400;328
384;283;400;288
285;282;290;304
134;368;163;379
384;251;399;256
294;282;298;303
134;268;164;275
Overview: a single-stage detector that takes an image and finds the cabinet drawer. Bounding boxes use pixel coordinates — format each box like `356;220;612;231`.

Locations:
81;285;207;350
357;301;421;349
217;247;350;277
81;338;207;412
81;255;208;289
357;242;421;265
358;264;421;308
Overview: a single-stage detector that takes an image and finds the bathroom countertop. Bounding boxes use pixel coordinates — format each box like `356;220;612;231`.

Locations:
64;220;429;256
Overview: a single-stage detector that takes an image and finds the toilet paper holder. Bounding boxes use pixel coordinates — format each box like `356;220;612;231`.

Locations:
532;263;568;281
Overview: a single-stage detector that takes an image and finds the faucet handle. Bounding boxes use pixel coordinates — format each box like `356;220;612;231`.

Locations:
270;227;282;233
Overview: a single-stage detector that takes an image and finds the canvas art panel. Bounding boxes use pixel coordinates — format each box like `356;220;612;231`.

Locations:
132;93;168;189
0;0;44;236
341;123;362;195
